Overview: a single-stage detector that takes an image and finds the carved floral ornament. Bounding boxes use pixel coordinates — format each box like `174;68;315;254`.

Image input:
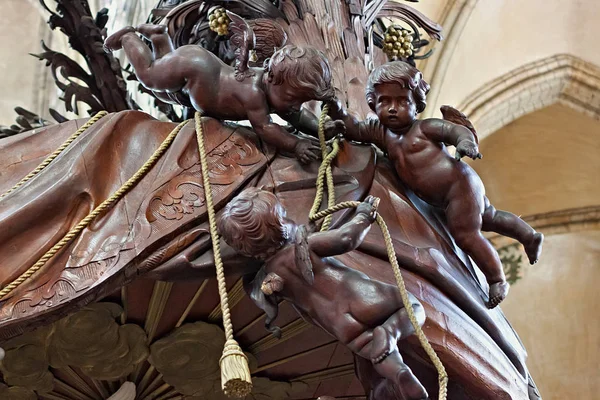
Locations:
0;303;306;399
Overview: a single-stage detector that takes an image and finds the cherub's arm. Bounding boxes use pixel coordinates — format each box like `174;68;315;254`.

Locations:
420;118;482;160
247;100;320;164
280;109;346;140
280;109;319;136
326;99;387;150
308;197;378;257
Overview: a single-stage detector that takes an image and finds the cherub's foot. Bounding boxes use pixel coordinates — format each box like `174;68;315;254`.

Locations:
104;26;136;52
136;23;168;39
395;367;429;400
524;232;544;265
486;281;510;309
371;326;394;364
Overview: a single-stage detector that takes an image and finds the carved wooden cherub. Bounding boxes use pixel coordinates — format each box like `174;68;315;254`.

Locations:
103;13;335;163
218;188;428;400
326;61;544;308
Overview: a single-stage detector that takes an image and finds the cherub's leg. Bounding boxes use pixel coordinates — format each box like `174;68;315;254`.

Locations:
372;345;428;400
136;24;175;59
351;328;427;400
482;199;544;264
105;29;185;91
446;196;509;308
371;302;425;363
104;26;136;51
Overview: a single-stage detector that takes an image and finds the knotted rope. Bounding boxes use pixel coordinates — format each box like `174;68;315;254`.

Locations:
0;114;188;299
194;113;252;398
310;108;448;400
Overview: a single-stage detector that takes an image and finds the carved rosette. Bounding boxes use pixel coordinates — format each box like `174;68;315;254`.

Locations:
0;383;36;400
47;303;149;380
0;326;54;393
0;302;149;396
149;321;227;396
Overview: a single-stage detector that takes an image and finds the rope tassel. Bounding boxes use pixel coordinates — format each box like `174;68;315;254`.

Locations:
195;113;252;397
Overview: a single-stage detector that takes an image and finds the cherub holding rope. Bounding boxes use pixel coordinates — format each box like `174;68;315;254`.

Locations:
218;188;428;400
326;61;544;308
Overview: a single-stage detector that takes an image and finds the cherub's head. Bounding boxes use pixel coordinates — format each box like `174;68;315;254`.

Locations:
264;45;335;113
365;61;430;130
218;188;289;260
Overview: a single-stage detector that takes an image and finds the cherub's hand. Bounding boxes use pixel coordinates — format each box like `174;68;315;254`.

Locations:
323;119;346;139
356;195;380;222
455;140;482;161
294;138;320;164
322;97;343;113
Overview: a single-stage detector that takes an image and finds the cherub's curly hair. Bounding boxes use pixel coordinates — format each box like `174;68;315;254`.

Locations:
366;61;430;113
265;45;335;101
218;188;288;260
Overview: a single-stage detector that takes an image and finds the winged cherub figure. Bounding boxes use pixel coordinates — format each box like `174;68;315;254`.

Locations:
103;12;336;164
218;188;429;400
326;61;544;308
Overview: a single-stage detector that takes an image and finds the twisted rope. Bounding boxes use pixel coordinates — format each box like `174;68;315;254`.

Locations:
0;118;189;299
194;113;251;398
310;201;448;399
0;111;108;201
309;104;338;231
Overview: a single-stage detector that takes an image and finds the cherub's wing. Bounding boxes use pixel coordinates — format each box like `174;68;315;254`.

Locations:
226;11;256;82
440;105;479;144
294;225;314;285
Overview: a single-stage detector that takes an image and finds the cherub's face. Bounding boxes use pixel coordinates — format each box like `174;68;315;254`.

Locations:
267;82;309;114
372;83;417;130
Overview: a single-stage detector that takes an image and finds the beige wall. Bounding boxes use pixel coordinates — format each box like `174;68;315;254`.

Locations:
471;104;600;216
0;0;45;124
405;0;600;118
501;230;600;400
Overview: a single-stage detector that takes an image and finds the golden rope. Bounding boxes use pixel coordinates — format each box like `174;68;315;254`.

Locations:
0;111;108;201
309;104;338;231
194;113;252;398
0;118;189;299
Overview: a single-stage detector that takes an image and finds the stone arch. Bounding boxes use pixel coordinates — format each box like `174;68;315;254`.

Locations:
457;54;600;141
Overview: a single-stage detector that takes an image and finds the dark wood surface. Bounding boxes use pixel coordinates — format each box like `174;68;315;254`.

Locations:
0;113;533;398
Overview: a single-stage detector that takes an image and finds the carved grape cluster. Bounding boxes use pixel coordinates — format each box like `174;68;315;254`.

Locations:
383;26;414;61
208;7;230;36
